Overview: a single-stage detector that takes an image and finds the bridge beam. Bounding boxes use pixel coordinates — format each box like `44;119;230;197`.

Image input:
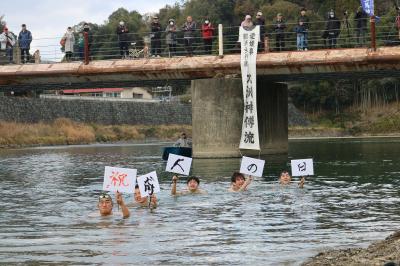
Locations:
192;78;288;158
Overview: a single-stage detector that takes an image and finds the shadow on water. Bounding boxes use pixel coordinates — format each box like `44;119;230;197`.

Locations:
0;139;400;264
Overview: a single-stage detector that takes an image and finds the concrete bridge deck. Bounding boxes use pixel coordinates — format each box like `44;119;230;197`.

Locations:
1;47;400;90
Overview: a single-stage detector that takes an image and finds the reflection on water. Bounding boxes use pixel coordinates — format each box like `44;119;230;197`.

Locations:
0;139;400;264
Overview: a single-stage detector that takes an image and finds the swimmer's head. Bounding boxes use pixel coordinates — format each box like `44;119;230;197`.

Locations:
231;172;245;187
279;170;291;184
98;192;113;215
134;184;147;203
187;176;200;191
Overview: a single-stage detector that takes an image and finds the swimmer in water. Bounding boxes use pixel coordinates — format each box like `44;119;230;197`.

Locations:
279;170;305;188
98;191;130;218
171;175;207;195
133;184;158;208
228;172;253;192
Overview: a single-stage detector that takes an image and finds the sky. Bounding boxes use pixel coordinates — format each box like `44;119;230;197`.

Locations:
1;0;178;61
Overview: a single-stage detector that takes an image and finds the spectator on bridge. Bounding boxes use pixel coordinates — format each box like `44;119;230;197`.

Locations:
201;19;214;55
116;21;129;59
82;23;92;57
255;11;266;52
355;6;368;46
77;32;85;61
297;8;309;50
295;20;307;51
241;15;254;30
165;19;178;57
396;7;400;40
182;16;197;57
18;24;32;63
273;13;286;51
324;10;341;49
150;16;162;57
0;27;16;63
63;27;75;62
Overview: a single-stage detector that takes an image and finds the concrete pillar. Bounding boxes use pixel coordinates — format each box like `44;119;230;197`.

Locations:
192;77;288;158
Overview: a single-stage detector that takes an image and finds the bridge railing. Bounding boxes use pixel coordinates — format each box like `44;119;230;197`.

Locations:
3;14;400;65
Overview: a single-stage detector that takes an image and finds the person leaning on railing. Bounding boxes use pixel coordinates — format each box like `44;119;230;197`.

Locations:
0;27;16;64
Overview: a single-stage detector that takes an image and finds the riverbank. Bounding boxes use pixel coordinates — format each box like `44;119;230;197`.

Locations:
0;118;190;148
303;230;400;266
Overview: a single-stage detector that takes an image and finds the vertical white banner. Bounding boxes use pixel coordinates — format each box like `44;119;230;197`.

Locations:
239;26;260;150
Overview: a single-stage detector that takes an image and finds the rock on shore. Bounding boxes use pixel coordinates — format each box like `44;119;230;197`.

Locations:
303;231;400;266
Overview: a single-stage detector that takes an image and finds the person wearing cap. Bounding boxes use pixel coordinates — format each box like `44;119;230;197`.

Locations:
241;15;254;30
201;19;214;55
229;172;253;192
165;18;178;57
255;11;266;52
297;8;310;50
273;13;286;51
279;170;305;188
116;21;129;58
62;27;75;62
182;16;197;56
324;10;341;49
98;191;130;218
18;24;32;63
0;26;16;63
171;175;207;195
150;16;162;57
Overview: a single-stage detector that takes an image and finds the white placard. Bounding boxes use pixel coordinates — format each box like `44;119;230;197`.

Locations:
166;153;192;176
240;156;265;177
291;159;314;176
137;171;160;197
239;25;260;150
103;166;137;193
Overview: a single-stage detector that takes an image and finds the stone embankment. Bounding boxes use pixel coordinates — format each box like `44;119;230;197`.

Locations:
303;231;400;266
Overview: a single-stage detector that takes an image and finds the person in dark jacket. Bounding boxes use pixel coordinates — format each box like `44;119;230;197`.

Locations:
354;6;368;46
116;21;129;58
201;19;214;54
150;16;162;57
182;16;197;56
324;10;341;48
273;13;286;51
297;8;310;50
295;20;307;51
255;11;265;52
18;24;32;63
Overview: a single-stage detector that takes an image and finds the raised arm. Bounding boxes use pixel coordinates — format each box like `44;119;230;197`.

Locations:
298;176;305;189
238;175;253;192
116;191;130;218
171;175;178;195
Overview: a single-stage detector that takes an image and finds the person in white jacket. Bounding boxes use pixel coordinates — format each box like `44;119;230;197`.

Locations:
63;27;75;62
0;27;16;63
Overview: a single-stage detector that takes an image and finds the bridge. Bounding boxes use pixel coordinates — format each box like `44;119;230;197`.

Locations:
1;46;400;157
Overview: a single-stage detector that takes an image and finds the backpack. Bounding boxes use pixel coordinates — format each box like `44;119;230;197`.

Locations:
60;37;66;47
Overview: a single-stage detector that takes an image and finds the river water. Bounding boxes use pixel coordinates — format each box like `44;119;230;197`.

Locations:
0;138;399;265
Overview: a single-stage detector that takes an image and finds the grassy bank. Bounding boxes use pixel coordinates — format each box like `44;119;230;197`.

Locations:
0;118;191;148
290;103;400;138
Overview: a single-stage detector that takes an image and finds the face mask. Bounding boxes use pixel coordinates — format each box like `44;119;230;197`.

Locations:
205;20;209;24
170;22;174;25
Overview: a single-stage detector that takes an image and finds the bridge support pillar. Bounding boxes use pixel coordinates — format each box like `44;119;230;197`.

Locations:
192;78;288;158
